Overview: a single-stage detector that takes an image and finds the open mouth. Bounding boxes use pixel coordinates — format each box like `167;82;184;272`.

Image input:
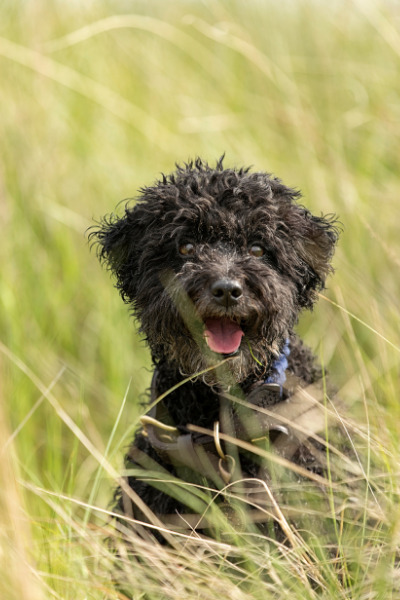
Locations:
203;317;244;355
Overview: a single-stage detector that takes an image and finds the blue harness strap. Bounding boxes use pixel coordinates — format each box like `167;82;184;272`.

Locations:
265;338;290;394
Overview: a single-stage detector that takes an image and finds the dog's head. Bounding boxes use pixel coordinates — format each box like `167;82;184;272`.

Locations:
91;158;339;384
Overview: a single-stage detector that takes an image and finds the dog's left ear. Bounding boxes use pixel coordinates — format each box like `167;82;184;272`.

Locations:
279;204;340;306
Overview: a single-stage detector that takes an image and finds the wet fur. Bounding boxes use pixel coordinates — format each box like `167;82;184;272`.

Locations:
90;157;339;525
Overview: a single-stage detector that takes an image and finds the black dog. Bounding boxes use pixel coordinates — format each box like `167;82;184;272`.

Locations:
92;157;339;538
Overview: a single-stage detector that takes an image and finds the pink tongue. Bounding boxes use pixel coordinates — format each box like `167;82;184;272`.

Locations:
204;318;244;355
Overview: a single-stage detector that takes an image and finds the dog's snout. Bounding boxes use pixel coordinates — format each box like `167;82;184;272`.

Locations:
211;279;243;306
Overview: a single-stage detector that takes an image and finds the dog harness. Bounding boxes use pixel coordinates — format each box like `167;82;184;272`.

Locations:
123;348;344;534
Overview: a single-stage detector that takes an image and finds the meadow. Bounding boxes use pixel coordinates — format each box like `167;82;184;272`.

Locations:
1;0;400;598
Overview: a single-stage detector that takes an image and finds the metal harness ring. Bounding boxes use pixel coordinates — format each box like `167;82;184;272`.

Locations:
213;421;226;460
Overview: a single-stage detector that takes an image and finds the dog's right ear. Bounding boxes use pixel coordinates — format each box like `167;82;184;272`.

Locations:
89;208;141;303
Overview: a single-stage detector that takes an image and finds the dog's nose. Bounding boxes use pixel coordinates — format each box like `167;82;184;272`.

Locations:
211;279;243;307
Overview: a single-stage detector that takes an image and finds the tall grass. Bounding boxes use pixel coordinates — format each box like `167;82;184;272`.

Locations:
1;0;399;597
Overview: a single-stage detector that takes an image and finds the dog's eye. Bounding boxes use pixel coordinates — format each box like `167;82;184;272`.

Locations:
179;242;195;256
249;244;264;258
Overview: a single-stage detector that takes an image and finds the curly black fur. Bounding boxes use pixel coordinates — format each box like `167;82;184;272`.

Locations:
90;157;339;534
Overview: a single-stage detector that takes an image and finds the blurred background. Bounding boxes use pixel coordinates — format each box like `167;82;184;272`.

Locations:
1;1;399;598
